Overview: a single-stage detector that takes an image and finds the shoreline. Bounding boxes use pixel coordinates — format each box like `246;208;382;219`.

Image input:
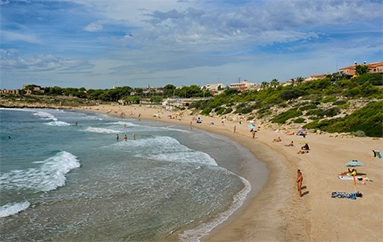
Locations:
79;104;299;240
76;104;383;241
13;104;381;241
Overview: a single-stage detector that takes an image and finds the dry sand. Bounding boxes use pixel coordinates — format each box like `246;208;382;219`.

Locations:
80;104;383;242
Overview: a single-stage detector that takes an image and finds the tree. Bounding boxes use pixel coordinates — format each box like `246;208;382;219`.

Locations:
135;88;144;96
355;64;369;76
270;79;279;88
260;81;269;89
163;84;176;97
296;77;304;85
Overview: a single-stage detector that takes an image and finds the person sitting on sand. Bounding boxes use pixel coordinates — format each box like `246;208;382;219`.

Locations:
285;141;294;147
272;137;282;143
297;150;309;154
339;168;356;176
301;143;309;150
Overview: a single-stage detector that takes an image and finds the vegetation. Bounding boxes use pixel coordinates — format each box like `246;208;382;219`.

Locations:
3;71;383;137
304;101;383;137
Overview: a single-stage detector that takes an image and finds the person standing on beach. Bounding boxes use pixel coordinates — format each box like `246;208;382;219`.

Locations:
234;125;236;133
190;121;193;130
297;169;303;197
252;129;256;139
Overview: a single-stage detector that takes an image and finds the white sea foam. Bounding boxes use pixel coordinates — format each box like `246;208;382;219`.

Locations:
33;110;57;121
0;151;80;192
0;201;31;218
179;176;251;242
109;121;138;127
152;151;217;166
128;136;218;166
84;127;119;133
45;121;71;126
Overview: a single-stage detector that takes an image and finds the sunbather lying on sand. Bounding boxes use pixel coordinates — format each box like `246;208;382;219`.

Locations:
285;141;294;147
272;137;282;143
339;168;357;176
297;150;309;154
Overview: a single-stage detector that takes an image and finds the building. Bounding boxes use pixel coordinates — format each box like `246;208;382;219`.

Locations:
0;89;24;95
229;80;258;92
339;62;383;77
202;83;226;91
23;84;45;94
304;73;329;82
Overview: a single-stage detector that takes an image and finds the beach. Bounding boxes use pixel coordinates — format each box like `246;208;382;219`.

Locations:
82;104;383;241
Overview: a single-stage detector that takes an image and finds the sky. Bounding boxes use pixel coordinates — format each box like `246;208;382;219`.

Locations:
1;0;382;89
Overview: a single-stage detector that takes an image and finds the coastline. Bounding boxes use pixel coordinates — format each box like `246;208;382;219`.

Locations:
40;104;383;241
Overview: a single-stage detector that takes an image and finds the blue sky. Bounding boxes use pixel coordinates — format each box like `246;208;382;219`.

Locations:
1;0;382;89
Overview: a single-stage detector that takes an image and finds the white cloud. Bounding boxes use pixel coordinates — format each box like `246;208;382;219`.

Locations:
0;30;41;44
84;22;103;32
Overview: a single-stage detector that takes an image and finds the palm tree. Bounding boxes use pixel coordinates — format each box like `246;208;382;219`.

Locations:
296;77;304;85
270;79;279;88
260;81;269;89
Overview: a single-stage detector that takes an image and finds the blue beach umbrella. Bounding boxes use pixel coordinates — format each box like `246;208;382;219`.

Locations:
345;160;364;167
248;125;255;129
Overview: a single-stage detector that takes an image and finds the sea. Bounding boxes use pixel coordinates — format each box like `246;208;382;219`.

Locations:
0;107;268;241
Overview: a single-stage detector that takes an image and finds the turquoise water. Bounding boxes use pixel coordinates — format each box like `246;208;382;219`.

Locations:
0;108;267;241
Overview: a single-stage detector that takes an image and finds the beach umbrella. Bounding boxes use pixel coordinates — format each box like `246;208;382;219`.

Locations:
248;125;255;129
345;160;364;167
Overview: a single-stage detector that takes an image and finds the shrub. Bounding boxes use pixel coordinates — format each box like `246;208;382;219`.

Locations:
234;106;253;114
271;109;302;124
320;96;337;103
201;107;212;115
222;107;233;115
294;118;305;123
299;104;317;111
332;100;348;106
353;130;366;137
320;107;340;117
280;89;305;100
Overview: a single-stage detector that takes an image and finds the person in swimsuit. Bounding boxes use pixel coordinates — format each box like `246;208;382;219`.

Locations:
297;169;303;197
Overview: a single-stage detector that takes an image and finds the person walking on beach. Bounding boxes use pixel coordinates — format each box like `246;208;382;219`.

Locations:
234;125;236;133
297;169;303;197
252;129;256;139
190;121;193;130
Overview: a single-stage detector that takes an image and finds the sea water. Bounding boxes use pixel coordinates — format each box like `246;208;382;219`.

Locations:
0;108;268;241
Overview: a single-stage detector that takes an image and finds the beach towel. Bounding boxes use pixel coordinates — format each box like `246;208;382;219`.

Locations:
331;192;362;199
372;150;382;158
331;192;356;199
338;175;369;181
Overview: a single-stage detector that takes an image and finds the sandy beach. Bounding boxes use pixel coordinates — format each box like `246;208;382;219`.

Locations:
81;104;383;242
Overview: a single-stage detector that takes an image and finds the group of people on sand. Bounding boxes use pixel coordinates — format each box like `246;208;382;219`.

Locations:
278;139;310;154
297;143;310;154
